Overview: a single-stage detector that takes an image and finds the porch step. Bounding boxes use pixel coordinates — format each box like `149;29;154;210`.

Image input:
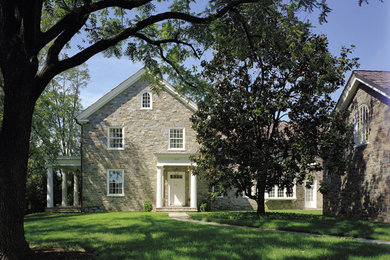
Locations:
156;207;197;212
45;206;81;213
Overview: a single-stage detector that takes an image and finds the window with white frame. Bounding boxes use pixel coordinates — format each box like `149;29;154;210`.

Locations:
210;186;224;198
265;185;295;199
108;127;124;149
169;128;184;150
141;92;152;109
107;169;124;196
354;104;370;145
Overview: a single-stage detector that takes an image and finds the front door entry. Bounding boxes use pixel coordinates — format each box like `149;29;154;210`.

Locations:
304;180;317;208
168;172;185;206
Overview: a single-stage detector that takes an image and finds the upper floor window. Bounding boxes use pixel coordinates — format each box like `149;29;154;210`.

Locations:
169;128;185;150
107;169;124;196
354;104;370;146
141;92;152;109
108;127;124;150
265;185;295;200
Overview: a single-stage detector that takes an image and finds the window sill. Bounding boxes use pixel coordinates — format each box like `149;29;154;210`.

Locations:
168;148;185;151
107;148;125;151
107;194;125;197
140;107;152;110
265;197;296;200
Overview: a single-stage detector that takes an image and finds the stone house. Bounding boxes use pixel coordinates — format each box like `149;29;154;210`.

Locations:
323;70;390;222
46;68;322;212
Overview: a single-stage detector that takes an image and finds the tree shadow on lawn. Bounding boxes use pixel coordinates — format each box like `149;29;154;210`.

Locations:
197;212;390;240
25;213;390;259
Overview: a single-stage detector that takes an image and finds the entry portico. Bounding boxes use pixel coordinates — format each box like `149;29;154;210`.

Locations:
155;153;197;211
46;156;81;211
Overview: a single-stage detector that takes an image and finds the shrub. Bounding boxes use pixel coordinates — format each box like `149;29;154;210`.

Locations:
143;200;153;212
199;200;210;212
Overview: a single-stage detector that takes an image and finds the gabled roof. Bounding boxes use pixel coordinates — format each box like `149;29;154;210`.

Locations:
76;68;198;123
336;70;390;111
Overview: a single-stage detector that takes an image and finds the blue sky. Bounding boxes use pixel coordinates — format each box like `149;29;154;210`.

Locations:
79;0;390;108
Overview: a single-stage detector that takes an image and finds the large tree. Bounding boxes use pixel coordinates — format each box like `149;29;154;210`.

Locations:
191;2;357;214
0;0;331;258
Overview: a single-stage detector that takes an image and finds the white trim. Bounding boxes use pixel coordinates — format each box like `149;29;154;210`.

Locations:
107;169;125;197
76;68;198;122
140;91;153;110
107;127;125;150
336;72;390;111
161;80;198;112
168;128;185;151
154;153;195;167
265;185;296;200
46;156;81;167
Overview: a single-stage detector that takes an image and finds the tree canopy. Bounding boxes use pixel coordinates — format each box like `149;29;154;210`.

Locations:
191;2;357;213
0;0;345;258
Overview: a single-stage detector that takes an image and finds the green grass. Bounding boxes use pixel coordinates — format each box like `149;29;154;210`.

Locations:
189;210;390;241
25;212;390;259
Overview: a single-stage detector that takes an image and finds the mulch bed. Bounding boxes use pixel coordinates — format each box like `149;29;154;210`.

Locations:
28;247;95;259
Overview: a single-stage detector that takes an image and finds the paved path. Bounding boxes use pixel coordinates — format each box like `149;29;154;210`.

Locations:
168;212;390;245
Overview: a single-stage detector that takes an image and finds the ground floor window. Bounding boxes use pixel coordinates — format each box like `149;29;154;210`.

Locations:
107;169;124;196
265;185;295;199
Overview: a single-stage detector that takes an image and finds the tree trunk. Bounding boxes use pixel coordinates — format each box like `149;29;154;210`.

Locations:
0;74;38;258
256;187;266;214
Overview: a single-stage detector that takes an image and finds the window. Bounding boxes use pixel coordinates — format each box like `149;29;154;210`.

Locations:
107;169;124;196
108;127;124;149
210;186;223;198
354;104;370;145
169;128;185;150
265;185;295;200
141;92;152;109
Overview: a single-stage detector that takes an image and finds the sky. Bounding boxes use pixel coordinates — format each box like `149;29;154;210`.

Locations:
79;0;390;108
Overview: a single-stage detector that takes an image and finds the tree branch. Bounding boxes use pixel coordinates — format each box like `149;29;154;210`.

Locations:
37;0;152;51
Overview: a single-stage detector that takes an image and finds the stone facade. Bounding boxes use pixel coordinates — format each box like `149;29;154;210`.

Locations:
78;70;323;212
209;174;323;211
323;73;390;222
81;80;198;212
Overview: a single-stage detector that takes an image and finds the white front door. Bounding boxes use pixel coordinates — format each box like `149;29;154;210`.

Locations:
168;172;185;206
304;180;317;208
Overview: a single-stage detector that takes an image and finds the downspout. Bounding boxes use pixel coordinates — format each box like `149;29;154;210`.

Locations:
75;118;84;212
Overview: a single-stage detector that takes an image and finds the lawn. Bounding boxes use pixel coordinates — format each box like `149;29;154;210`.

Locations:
25;212;390;259
189;210;390;241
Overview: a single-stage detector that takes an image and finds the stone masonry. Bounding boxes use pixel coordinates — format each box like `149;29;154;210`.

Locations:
323;84;390;222
81;80;198;212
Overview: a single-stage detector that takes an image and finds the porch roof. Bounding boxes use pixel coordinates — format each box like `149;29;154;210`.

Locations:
46;156;81;168
154;153;195;167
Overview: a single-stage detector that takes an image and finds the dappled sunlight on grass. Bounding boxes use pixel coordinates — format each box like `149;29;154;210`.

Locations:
190;211;390;241
25;212;390;259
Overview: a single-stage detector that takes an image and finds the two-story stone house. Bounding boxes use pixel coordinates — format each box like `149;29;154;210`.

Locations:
323;70;390;222
46;68;323;212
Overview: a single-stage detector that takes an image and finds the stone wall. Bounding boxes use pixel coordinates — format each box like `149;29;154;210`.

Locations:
81;81;198;212
208;172;323;211
323;85;390;222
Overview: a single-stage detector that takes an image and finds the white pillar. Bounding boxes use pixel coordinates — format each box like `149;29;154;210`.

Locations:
190;171;197;208
156;166;163;208
73;172;80;207
47;167;54;208
61;171;67;206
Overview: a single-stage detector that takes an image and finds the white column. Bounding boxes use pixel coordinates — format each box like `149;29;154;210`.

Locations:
156;166;163;208
46;167;54;208
61;171;67;206
73;172;80;207
190;171;197;208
